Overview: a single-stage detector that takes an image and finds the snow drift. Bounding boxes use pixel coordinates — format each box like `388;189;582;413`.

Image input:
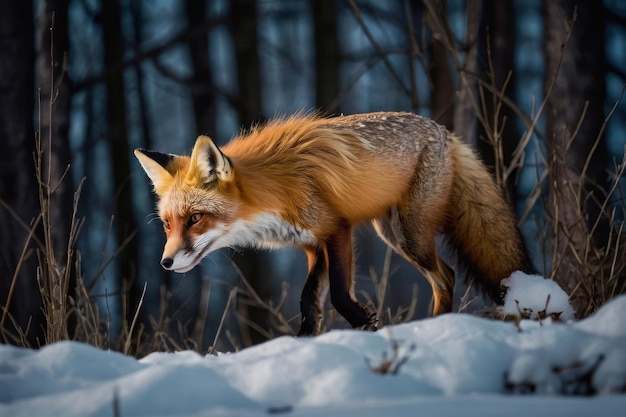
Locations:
1;275;625;417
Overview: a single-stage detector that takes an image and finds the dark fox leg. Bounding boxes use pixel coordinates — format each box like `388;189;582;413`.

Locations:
298;246;328;336
326;220;377;330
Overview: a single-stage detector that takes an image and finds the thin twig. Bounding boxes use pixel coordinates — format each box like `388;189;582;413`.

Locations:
124;282;147;355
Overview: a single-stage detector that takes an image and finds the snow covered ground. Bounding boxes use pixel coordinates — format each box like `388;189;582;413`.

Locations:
1;274;625;417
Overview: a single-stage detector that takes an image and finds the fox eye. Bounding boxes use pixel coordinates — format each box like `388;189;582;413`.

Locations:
188;213;203;226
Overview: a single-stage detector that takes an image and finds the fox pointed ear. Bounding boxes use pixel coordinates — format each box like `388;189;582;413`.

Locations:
187;135;232;184
134;148;175;194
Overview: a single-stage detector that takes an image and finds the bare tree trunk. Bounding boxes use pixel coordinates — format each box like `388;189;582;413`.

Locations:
424;0;455;130
230;0;268;345
477;0;518;197
231;0;262;125
186;0;216;135
543;1;607;316
183;0;217;347
453;0;482;146
130;0;154;150
102;0;141;336
423;0;482;142
0;1;45;346
312;0;340;114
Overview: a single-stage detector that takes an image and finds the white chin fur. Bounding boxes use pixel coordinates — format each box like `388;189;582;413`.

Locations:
168;242;215;273
171;262;198;274
166;228;225;273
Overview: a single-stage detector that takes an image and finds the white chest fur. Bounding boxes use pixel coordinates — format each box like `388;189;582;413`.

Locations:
227;213;317;249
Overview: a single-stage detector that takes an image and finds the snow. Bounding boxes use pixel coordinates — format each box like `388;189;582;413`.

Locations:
1;273;625;417
502;271;576;321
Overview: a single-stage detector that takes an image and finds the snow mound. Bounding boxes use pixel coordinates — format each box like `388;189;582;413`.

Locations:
576;295;626;337
502;271;576;321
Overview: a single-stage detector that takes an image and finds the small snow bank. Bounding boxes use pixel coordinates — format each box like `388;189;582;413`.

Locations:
502;271;576;321
577;295;626;337
1;294;625;417
505;295;626;395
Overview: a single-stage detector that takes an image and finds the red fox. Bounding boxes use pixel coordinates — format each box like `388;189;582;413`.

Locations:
135;112;531;335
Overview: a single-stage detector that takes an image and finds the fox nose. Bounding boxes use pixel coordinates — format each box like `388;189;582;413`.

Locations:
161;257;174;269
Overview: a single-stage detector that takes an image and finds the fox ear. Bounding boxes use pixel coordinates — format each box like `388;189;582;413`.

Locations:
187;135;232;184
134;148;175;194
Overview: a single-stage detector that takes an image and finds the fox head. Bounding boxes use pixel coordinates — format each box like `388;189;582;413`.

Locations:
134;136;240;273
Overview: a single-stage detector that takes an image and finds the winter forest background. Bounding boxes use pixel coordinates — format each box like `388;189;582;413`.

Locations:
0;0;625;355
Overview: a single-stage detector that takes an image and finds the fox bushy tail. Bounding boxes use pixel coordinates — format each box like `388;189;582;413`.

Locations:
444;137;533;303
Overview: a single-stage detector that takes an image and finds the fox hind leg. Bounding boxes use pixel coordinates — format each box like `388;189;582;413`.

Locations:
373;204;455;315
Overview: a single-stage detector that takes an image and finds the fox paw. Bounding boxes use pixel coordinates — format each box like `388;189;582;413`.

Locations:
355;313;379;331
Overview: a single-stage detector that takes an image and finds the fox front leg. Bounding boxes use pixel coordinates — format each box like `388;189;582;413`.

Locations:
326;221;378;331
298;246;328;336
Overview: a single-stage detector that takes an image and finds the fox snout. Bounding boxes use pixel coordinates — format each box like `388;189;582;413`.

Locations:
159;234;197;273
159;248;199;273
158;227;225;273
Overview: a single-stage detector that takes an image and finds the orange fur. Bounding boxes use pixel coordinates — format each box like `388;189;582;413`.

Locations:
221;115;414;237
